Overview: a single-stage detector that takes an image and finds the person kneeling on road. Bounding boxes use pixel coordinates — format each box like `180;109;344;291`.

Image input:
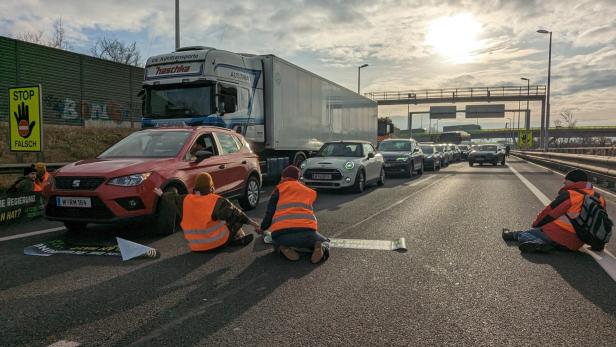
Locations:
7;166;37;194
502;169;611;253
256;165;330;263
154;172;260;251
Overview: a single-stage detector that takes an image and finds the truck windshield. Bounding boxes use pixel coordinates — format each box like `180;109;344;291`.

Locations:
99;131;191;158
145;85;215;119
379;141;412;152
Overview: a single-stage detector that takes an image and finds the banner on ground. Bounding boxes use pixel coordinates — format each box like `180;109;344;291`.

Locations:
0;192;44;227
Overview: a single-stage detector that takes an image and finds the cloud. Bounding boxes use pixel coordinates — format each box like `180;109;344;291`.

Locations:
0;0;614;125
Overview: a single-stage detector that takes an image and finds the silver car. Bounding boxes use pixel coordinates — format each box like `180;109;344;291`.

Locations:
301;141;385;193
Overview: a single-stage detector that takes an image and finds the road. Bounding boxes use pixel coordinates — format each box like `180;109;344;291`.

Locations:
1;157;616;346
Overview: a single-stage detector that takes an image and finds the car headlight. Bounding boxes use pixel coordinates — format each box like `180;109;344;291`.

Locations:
108;173;151;187
426;155;433;159
396;157;409;162
344;161;355;170
300;161;307;169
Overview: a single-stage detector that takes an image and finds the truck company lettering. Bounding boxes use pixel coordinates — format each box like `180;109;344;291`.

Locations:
156;65;192;75
230;71;250;82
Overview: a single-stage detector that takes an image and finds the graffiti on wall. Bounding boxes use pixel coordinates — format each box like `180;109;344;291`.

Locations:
42;94;140;124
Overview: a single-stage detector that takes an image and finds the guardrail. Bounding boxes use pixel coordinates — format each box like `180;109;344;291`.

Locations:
525;147;616;156
512;150;616;189
0;163;69;175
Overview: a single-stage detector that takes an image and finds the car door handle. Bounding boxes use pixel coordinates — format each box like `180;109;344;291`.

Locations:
219;165;226;169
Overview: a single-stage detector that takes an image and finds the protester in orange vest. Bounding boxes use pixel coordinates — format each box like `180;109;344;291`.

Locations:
33;162;49;192
502;169;607;252
256;165;329;263
154;172;260;251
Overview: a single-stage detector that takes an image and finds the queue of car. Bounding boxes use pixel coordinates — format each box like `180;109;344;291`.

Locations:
44;125;507;234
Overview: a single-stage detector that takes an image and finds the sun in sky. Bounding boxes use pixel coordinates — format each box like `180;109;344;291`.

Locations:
426;13;484;64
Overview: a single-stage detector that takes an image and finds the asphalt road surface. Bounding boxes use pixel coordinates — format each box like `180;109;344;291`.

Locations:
1;157;616;346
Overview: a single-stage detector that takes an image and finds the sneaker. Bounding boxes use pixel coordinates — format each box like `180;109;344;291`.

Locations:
230;234;254;247
501;228;518;241
519;242;553;253
311;241;324;264
280;246;300;261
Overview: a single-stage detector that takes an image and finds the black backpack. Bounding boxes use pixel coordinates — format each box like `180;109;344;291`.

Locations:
572;189;613;251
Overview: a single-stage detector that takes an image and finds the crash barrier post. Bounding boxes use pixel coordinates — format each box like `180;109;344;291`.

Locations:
0;192;45;227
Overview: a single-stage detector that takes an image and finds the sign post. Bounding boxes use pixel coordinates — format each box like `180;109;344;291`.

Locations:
9;85;43;153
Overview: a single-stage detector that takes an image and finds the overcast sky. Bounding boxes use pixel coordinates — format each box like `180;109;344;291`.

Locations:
1;0;615;129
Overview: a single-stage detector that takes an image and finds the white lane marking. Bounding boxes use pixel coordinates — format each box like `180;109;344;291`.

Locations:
48;341;80;347
509;164;550;205
0;226;65;243
509;162;616;282
515;156;616;199
332;174;444;237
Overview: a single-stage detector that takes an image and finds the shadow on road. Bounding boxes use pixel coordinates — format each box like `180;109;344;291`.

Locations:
521;251;616;318
120;252;317;346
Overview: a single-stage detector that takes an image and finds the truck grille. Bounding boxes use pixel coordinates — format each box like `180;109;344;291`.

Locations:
46;196;115;220
55;177;105;190
304;169;343;181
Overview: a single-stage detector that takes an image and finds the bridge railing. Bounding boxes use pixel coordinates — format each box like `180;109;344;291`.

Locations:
365;85;546;101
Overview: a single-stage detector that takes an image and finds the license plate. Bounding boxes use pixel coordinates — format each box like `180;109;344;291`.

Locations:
56;197;92;208
384;163;392;167
313;174;332;180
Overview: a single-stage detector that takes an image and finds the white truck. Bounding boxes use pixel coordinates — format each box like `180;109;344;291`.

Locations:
142;46;377;176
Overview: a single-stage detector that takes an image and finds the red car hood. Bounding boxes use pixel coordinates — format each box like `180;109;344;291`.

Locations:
56;158;175;177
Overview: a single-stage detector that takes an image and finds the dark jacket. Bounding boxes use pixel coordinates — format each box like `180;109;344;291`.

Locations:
161;192;250;233
8;176;35;194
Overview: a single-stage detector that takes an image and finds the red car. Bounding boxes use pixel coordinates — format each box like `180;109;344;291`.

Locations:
45;126;261;234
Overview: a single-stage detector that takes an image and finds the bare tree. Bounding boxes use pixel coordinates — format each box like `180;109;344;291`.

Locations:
48;18;70;50
15;17;70;50
91;37;141;66
15;30;45;45
559;110;577;128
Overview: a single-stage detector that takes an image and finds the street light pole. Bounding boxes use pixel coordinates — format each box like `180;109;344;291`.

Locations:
357;64;369;94
175;0;180;50
537;29;552;151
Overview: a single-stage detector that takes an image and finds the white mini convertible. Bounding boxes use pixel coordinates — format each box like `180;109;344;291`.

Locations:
300;141;385;193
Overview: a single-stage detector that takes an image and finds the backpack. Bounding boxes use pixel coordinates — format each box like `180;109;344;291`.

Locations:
572;189;613;251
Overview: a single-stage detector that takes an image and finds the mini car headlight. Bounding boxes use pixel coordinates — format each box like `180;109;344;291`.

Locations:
108;172;151;187
396;157;409;162
344;161;355;170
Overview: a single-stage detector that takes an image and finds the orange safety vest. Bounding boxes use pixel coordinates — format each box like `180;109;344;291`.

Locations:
180;193;230;251
34;171;49;192
547;185;606;250
271;180;318;233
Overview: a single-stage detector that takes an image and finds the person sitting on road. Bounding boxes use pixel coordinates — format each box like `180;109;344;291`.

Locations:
7;166;37;194
502;169;607;253
256;165;330;263
154;172;260;251
33;162;49;192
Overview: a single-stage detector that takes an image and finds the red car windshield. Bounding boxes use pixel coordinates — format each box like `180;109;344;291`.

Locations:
99;131;191;158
